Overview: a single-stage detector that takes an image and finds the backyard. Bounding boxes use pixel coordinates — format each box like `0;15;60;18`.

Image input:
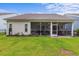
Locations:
0;33;79;56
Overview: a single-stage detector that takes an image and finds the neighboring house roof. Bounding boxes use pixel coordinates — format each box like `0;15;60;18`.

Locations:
64;13;79;20
5;14;74;21
69;14;79;16
0;13;14;16
65;13;79;16
0;13;17;19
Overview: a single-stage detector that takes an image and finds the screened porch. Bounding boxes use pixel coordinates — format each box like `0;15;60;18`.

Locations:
31;22;73;36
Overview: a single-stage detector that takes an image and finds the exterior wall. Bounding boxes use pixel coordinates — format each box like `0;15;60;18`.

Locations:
6;22;31;35
6;19;74;36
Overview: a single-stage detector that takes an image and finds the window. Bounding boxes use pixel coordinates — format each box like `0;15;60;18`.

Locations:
25;24;27;32
9;24;12;35
9;24;12;32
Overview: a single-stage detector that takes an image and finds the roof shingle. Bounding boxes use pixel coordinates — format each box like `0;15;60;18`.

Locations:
5;14;74;21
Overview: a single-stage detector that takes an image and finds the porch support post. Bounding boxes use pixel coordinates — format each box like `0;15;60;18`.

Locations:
71;22;74;36
40;22;42;35
50;22;52;36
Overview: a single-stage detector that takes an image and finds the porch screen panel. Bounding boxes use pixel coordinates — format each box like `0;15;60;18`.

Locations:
41;22;50;35
58;23;72;36
31;22;50;35
31;22;40;35
64;23;72;36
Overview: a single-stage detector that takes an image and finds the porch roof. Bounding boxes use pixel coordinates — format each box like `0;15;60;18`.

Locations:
5;14;74;21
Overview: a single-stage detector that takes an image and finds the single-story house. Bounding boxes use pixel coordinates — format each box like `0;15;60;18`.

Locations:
5;14;78;36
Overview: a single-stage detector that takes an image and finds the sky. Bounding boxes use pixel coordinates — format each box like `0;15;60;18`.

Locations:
1;3;79;29
0;3;79;14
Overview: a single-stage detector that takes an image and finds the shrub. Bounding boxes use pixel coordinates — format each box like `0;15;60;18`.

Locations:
21;32;24;36
75;29;79;36
14;33;20;36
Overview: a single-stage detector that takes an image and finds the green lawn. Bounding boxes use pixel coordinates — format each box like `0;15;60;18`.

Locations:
0;33;79;56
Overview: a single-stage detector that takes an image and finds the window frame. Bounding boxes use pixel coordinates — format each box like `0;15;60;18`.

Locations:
25;24;28;32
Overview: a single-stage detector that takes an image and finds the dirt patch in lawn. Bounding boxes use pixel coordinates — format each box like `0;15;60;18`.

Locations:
59;48;74;56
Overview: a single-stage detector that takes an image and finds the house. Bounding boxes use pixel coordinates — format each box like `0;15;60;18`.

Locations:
0;13;17;32
5;14;76;36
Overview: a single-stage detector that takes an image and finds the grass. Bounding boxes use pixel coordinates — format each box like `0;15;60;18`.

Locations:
0;33;79;56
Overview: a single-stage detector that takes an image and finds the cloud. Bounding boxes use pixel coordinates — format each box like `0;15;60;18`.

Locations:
0;9;12;29
42;3;79;14
26;11;46;14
